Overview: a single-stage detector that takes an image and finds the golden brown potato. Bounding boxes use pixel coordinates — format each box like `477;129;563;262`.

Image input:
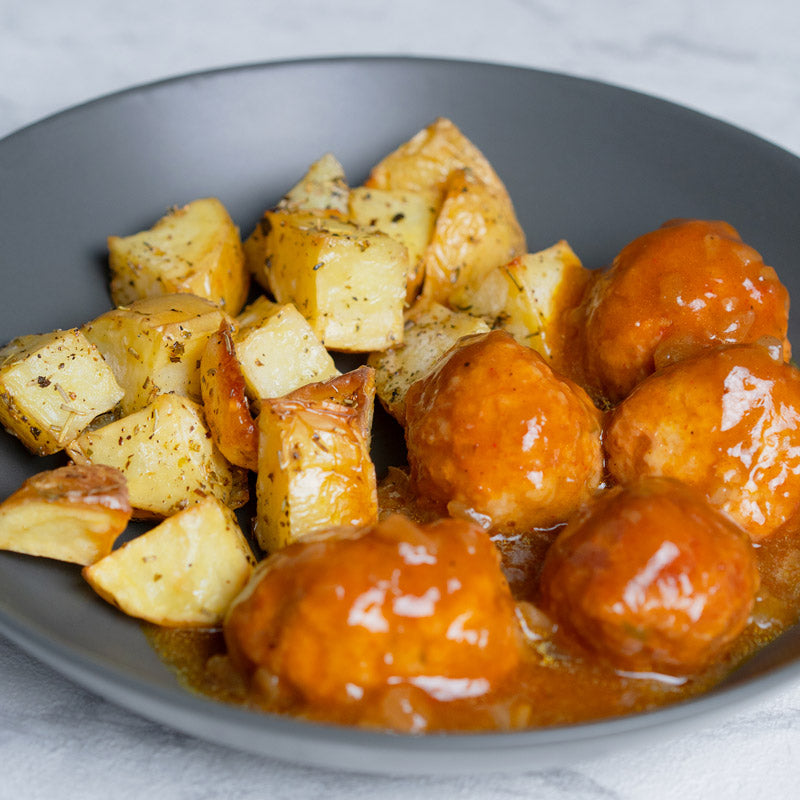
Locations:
405;330;603;532
539;478;759;674
605;343;800;540
199;320;259;472
573;219;790;405
108;197;249;314
82;293;228;416
461;240;591;373
233;296;339;404
348;186;437;304
224;514;522;713
367;302;490;424
420;167;526;307
244;209;408;352
84;497;256;627
277;153;349;214
255;367;378;553
365;119;526;309
0;329;124;455
67;393;248;518
0;464;131;565
365;117;511;208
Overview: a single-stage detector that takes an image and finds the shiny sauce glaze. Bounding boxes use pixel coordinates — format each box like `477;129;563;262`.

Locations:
146;220;800;735
568;219;790;405
146;468;800;733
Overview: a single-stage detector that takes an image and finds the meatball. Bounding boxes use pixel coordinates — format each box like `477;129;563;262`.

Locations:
404;330;603;532
539;477;759;675
605;343;800;540
575;219;790;405
224;514;522;708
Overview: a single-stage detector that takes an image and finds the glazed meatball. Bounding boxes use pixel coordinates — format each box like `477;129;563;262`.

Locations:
404;330;603;532
575;219;789;405
540;477;759;675
224;514;522;707
605;343;800;540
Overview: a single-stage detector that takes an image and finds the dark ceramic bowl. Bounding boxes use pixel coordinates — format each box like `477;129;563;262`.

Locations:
0;57;799;775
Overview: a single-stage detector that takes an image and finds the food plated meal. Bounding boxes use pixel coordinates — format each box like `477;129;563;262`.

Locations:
1;59;800;772
2;112;800;736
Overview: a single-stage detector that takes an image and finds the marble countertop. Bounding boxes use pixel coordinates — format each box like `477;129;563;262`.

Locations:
2;1;800;797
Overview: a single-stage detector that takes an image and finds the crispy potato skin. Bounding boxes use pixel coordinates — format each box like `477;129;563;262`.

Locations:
539;478;759;674
0;464;131;564
20;463;130;511
224;514;522;706
605;343;800;540
365;117;509;207
255;367;378;553
420;168;526;306
572;219;790;405
404;330;603;531
200;320;259;471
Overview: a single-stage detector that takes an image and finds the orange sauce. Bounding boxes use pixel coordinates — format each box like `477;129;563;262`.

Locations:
145;468;800;733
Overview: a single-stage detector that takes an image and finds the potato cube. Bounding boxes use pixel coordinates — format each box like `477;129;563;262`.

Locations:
367;303;490;424
82;293;227;415
365;117;512;208
463;241;590;367
255;366;378;553
348;187;437;304
245;210;407;351
277;153;349;214
234;296;339;402
83;497;256;627
67;393;248;518
421;168;526;307
0;329;124;455
0;464;131;565
108;197;249;314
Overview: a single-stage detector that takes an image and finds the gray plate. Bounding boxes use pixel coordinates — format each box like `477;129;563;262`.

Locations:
1;56;799;775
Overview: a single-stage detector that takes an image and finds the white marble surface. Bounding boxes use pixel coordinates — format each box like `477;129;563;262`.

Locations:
2;0;800;797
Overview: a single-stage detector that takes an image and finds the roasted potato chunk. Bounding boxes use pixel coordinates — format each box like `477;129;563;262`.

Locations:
365;117;512;208
348;187;437;304
234;296;339;404
83;497;256;627
0;329;124;455
463;241;590;370
82;293;228;416
0;464;131;565
67;393;248;518
255;367;378;553
245;210;408;352
108;197;249;314
368;302;490;424
277;153;349;214
422;168;526;307
200;320;259;472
